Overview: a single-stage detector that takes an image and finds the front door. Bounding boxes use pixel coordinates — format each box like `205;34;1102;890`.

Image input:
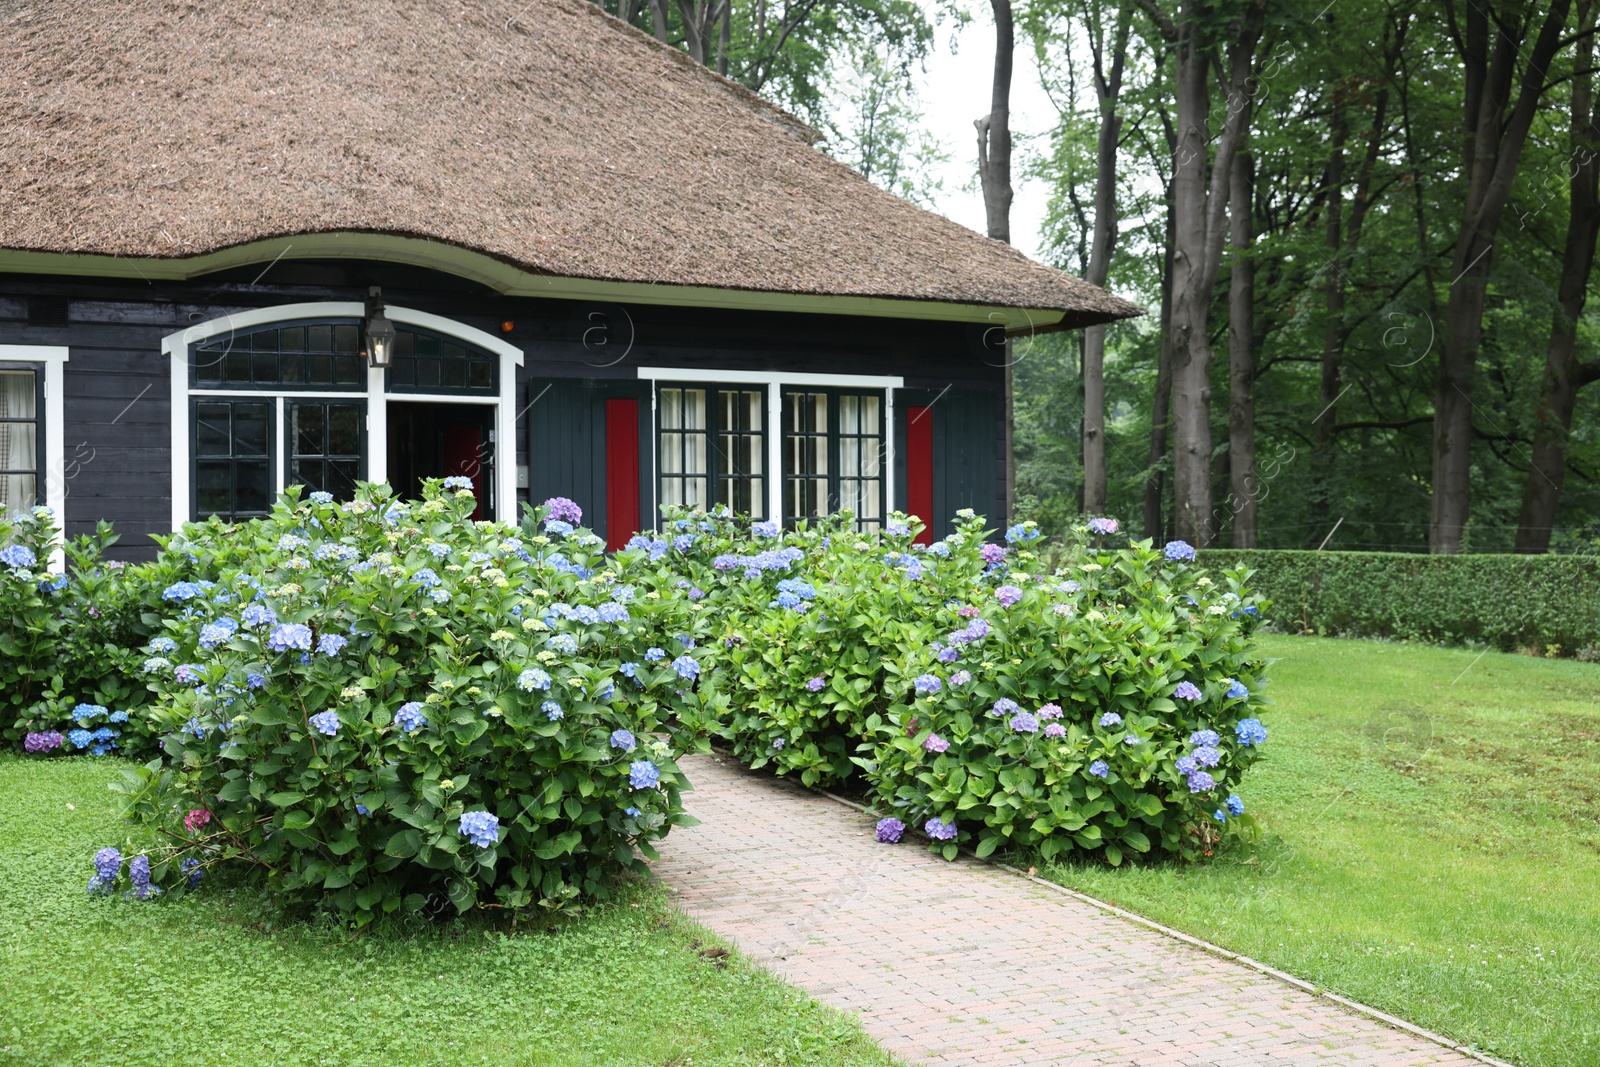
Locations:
387;401;494;519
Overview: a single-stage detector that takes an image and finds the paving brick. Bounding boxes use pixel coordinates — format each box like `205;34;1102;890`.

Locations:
653;754;1485;1067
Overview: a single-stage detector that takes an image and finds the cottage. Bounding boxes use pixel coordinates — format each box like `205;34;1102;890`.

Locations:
0;0;1138;558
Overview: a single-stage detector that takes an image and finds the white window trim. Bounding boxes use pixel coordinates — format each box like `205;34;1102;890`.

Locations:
634;366;903;527
163;304;523;530
0;344;69;560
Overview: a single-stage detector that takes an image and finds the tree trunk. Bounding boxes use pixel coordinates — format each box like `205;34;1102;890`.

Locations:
1144;190;1177;541
1310;108;1347;539
1165;1;1264;546
1228;147;1257;548
1081;3;1132;517
647;0;669;41
1517;0;1600;552
717;1;731;76
975;0;1014;244
1430;0;1572;552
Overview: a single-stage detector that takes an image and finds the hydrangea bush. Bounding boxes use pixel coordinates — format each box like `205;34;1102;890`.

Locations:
867;534;1269;863
111;483;713;923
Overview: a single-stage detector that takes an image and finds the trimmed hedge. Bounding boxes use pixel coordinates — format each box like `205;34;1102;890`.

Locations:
1200;549;1600;657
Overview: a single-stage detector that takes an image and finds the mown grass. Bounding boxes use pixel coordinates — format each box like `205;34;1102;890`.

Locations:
0;756;898;1067
1040;634;1600;1067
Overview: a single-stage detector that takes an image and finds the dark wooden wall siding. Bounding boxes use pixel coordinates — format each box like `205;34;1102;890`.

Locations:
0;261;1009;556
893;387;1004;538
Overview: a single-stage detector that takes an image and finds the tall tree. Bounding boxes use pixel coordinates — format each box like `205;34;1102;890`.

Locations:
1137;0;1268;546
1081;2;1134;516
1430;0;1573;552
1227;141;1257;546
1516;0;1600;551
977;0;1016;517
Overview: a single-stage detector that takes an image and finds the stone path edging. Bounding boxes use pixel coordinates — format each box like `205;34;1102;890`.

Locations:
816;787;1515;1067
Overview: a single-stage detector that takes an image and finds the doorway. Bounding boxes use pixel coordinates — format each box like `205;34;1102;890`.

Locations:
387;401;494;519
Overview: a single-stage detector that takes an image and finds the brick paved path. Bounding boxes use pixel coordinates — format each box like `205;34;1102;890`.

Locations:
653;753;1487;1067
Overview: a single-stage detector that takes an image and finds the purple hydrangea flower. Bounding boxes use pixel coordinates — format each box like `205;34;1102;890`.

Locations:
1099;712;1122;728
924;733;950;753
914;674;942;696
965;618;990;640
629;760;661;789
1176;755;1199;775
1088;760;1109;778
936;646;961;663
458;810;500;848
1087;517;1119;535
128;855;159;900
1043;722;1067;738
950;670;972;686
1164;540;1197;562
543;496;583;524
806;676;826;693
772;737;785;751
308;711;340;737
1187;770;1216;793
610;729;636;751
24;731;63;753
1173;681;1203;701
995;584;1024;607
89;847;121;892
1038;703;1063;720
1010;710;1039;733
991;698;1019;718
925;817;958;841
979;543;1008;565
876;817;905;843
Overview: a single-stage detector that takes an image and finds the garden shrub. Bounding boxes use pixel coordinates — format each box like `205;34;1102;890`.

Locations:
867;535;1270;864
1201;548;1600;656
110;482;714;923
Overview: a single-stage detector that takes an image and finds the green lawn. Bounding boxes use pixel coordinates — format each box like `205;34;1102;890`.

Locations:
0;758;897;1067
1041;634;1600;1067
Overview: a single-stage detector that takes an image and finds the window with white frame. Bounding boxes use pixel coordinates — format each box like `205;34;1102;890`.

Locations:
0;365;42;515
782;388;884;531
657;384;767;519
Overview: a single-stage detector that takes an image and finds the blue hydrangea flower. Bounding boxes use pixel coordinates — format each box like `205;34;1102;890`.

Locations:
0;544;36;569
1189;729;1220;747
1098;712;1122;728
1193;745;1221;768
1214;809;1228;823
356;804;370;816
181;857;204;887
672;655;700;681
991;698;1019;718
1123;734;1143;746
411;568;442;589
266;623;313;653
149;636;178;653
458;810;499;848
542;701;565;721
426;542;451;559
162;581;205;601
548;633;579;655
771;737;785;750
935;646;960;663
72;703;107;722
128;855;158;900
109;710;128;724
1236;718;1268;746
1164;540;1197;561
518;668;552;691
1226;679;1249;700
395;702;427;733
66;727;94;750
752;519;780;537
624;806;641;817
246;672;267;690
1227;794;1245;816
598;602;630;624
317;633;348;656
1010;710;1039;733
610;729;636;751
806;675;826;692
1175;755;1199;775
913;674;942;696
241;603;278;628
620;662;639;679
308;490;334;504
1004;522;1041;544
309;711;340;737
876;817;905;843
1186;770;1216;793
629;760;661;789
545;519;576;537
443;475;475;490
924;817;958;841
1088;760;1109;778
644;647;666;662
90;847;121;894
174;663;203;685
1173;681;1203;701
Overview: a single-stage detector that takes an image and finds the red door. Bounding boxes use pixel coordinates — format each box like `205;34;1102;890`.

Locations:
442;421;484;519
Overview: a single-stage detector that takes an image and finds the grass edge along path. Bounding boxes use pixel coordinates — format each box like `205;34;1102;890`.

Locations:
0;755;903;1067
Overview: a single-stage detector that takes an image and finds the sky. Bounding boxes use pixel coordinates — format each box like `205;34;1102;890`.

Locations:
909;12;1060;263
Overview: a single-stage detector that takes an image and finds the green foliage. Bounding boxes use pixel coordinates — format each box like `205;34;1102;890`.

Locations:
869;536;1270;865
1202;549;1600;657
109;483;715;924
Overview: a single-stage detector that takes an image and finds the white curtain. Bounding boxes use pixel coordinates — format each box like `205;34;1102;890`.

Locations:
0;370;38;515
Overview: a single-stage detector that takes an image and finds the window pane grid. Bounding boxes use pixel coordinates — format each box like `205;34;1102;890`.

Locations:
196;322;363;389
657;386;765;520
288;401;364;502
0;369;40;515
782;389;883;531
194;400;273;521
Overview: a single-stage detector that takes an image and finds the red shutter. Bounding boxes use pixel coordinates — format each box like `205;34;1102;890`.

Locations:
605;398;640;550
906;405;933;545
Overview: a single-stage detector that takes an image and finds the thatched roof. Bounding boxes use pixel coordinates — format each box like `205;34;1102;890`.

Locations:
0;0;1142;329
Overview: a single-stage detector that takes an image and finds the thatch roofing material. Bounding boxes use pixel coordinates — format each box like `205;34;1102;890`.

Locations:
0;0;1142;324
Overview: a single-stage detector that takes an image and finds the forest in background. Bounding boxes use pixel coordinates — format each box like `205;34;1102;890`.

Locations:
593;0;1600;554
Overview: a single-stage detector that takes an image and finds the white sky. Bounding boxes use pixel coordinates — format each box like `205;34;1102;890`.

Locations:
911;14;1059;262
